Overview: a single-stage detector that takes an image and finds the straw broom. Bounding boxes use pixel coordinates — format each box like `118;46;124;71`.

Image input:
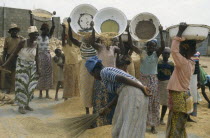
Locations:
63;113;100;138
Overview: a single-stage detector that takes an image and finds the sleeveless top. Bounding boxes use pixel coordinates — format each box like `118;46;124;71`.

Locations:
140;51;158;75
37;36;50;52
18;40;37;61
80;43;96;59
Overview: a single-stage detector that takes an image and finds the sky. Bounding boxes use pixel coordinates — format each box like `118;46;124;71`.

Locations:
0;0;210;28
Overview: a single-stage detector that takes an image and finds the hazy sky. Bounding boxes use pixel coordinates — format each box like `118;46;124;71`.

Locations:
1;0;210;28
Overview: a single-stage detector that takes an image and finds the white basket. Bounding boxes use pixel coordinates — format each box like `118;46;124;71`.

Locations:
167;24;210;41
93;7;127;38
70;4;98;35
129;12;160;42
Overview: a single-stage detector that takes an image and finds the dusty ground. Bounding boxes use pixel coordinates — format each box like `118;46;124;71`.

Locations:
0;56;210;138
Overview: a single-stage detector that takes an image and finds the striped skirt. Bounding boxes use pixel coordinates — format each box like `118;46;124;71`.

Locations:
15;57;38;107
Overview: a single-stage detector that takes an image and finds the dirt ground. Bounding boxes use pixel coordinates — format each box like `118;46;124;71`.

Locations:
0;56;210;138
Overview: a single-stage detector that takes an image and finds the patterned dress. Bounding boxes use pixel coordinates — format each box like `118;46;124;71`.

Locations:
139;51;160;127
36;36;53;90
15;40;38;107
93;45;118;127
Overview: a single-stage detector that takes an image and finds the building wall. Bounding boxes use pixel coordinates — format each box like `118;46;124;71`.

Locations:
0;6;61;38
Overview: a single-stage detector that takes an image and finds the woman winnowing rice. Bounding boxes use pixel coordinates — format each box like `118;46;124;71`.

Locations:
85;56;151;138
1;26;39;114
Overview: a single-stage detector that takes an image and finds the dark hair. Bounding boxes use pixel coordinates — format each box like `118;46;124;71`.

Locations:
54;48;61;54
180;40;196;58
40;23;49;30
116;55;131;67
92;62;103;73
146;40;157;47
8;28;20;33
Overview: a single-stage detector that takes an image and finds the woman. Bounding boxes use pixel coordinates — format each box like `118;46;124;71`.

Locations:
90;22;121;126
166;23;196;138
37;19;55;99
61;19;81;101
1;26;39;114
130;25;165;133
66;18;97;114
85;56;151;138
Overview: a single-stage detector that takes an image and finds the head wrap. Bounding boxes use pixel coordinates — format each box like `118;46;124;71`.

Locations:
192;51;200;61
146;39;157;47
85;56;102;73
163;47;171;53
150;39;157;45
28;26;38;34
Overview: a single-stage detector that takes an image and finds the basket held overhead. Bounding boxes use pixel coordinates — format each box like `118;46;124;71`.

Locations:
70;4;98;35
129;12;160;42
31;9;54;22
93;7;127;38
167;24;210;41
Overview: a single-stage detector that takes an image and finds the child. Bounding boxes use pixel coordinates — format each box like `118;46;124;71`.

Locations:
157;47;174;125
53;49;65;101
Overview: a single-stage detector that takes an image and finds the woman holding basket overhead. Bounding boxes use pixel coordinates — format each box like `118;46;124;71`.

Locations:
166;23;196;138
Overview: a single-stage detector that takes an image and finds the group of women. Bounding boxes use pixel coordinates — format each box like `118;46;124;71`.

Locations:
1;15;205;137
2;19;55;113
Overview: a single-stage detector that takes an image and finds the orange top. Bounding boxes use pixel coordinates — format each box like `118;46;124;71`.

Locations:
167;38;195;92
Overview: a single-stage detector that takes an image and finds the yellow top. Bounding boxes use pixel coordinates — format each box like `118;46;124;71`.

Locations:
4;36;23;54
62;44;82;65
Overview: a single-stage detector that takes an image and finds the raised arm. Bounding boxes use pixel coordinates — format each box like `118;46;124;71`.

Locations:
156;25;165;57
171;23;188;67
67;18;81;47
118;34;125;55
61;23;66;47
49;17;55;38
90;21;100;50
127;26;142;55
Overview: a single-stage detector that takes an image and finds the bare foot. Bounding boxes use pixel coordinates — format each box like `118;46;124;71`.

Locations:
18;107;26;114
39;95;42;99
25;106;34;111
55;97;59;101
46;96;52;99
151;127;158;134
160;120;166;125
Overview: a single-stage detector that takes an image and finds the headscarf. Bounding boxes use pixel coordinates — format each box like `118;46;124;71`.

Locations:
146;39;157;47
163;47;171;53
150;39;157;45
85;56;102;73
192;51;200;62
